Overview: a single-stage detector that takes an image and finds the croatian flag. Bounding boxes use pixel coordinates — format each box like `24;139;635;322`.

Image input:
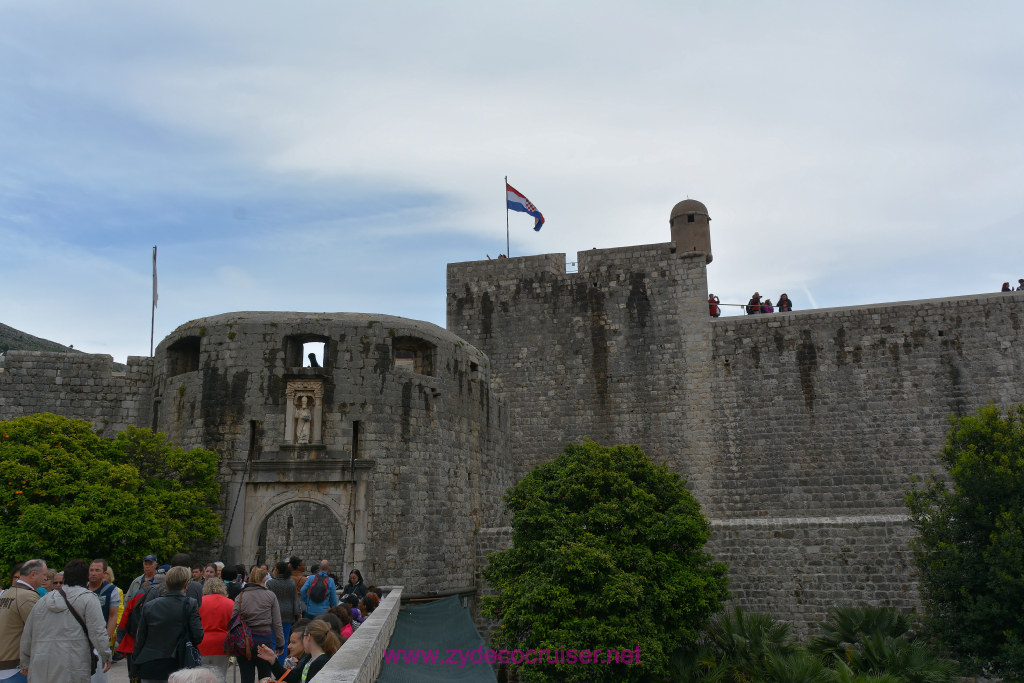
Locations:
506;183;545;231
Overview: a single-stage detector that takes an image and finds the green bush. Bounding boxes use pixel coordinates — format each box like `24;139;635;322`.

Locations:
482;441;728;682
0;413;221;584
906;404;1024;677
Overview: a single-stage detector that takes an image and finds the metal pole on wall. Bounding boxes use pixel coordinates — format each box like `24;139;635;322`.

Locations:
150;245;157;357
505;176;510;258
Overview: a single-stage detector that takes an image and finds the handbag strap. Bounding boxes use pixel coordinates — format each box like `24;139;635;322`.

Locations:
57;586;95;657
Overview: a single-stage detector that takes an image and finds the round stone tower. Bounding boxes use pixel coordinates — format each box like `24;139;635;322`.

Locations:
670;199;712;263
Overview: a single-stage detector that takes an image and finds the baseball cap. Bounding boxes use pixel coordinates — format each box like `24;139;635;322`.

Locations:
143;554;158;563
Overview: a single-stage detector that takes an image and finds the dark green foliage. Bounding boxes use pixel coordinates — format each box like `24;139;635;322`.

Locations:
906;404;1024;677
674;606;956;683
482;441;728;682
0;413;221;585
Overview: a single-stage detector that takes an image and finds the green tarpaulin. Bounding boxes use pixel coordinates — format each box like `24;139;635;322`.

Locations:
377;595;498;683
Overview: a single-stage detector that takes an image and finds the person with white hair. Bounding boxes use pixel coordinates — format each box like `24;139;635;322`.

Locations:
167;668;219;683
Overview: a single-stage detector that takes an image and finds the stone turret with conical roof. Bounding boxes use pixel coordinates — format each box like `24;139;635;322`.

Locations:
670;198;712;263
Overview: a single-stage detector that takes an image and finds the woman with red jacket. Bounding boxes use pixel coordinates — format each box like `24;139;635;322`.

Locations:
198;578;234;681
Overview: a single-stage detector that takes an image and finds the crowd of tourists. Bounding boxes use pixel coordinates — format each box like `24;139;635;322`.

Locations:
0;553;380;683
708;292;794;317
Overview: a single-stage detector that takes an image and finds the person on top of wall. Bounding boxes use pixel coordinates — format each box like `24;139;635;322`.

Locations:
1018;278;1024;290
708;294;721;317
1003;282;1012;292
761;299;774;314
746;292;762;314
777;293;793;312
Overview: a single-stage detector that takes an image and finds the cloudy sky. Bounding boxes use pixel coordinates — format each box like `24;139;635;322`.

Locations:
2;1;1022;362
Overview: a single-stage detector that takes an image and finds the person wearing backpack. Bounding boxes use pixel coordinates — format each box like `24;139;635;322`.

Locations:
231;567;283;683
299;562;337;618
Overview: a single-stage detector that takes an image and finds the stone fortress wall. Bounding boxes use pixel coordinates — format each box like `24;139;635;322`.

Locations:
1;198;1022;636
447;201;1024;634
0;351;153;435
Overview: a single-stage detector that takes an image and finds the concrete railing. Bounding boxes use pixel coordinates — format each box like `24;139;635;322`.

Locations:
315;586;403;683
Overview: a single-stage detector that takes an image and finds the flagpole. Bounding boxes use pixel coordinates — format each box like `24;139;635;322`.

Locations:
505;176;510;258
149;245;155;358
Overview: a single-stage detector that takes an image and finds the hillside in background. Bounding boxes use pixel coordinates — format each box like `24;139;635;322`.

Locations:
0;322;80;355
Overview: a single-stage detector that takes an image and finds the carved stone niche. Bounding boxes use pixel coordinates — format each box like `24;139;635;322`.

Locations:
284;379;324;445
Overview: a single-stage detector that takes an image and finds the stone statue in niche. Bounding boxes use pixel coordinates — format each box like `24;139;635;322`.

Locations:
295;395;313;444
284;379;324;446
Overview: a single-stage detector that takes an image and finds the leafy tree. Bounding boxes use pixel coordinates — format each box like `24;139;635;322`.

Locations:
482;441;728;682
906;404;1024;677
0;413;221;584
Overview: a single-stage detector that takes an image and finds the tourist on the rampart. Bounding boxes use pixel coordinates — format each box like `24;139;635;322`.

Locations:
0;558;46;683
761;299;774;314
708;294;721;317
266;562;301;666
300;562;337;618
1003;282;1012;292
254;618;311;683
777;293;793;312
132;566;203;683
746;293;762;314
197;578;233;682
1018;278;1024;290
231;567;283;683
20;558;111;683
125;555;160;602
88;559;120;643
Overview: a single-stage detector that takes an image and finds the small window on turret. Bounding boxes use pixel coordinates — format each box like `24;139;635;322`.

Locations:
284;334;329;369
687;213;695;223
393;336;435;376
167;336;201;376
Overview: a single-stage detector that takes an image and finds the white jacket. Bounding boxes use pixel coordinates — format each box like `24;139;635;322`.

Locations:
20;586;112;683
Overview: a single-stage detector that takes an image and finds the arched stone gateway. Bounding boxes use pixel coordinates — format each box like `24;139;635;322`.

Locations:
148;312;512;596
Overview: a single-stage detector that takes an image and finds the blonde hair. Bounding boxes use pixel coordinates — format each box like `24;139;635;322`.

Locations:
165;565;191;591
304;619;341;656
105;566;116;583
203;577;228;596
248;567;268;586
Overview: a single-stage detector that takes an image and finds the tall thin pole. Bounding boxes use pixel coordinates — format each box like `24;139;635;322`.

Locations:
505;176;511;258
150;245;157;357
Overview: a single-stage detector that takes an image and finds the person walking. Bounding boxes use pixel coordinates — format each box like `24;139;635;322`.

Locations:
266;562;301;666
196;578;233;682
19;559;111;683
132;566;203;683
231;567;283;683
299;562;336;618
0;558;47;683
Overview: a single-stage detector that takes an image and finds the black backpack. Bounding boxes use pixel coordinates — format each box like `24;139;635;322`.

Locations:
308;574;328;602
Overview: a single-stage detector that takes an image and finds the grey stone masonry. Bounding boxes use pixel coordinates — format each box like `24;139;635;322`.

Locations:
0;350;153;436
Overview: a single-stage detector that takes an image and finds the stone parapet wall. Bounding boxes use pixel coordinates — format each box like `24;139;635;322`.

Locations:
0;350;153;434
318;586;402;683
703;291;1024;519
